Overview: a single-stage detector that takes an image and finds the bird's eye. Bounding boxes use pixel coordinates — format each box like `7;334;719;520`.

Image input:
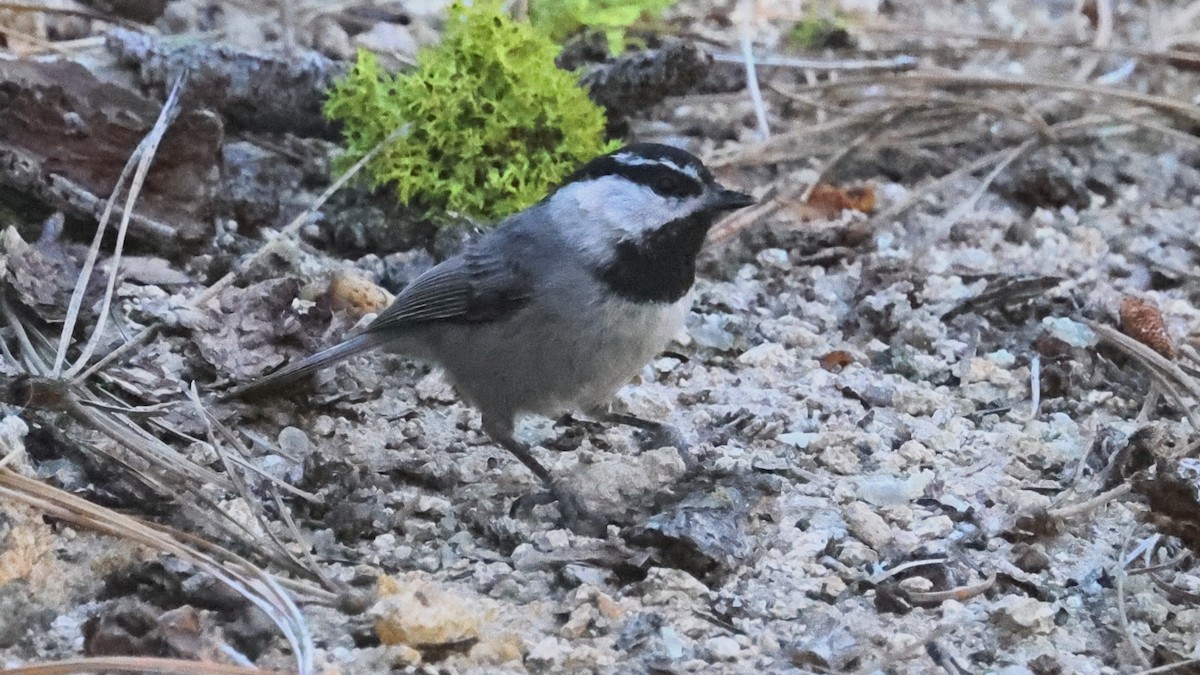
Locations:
653;173;700;199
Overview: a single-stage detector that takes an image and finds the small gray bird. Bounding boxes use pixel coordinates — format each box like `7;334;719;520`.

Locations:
225;143;754;529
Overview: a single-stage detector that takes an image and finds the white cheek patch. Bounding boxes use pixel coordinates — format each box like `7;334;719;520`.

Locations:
548;175;708;265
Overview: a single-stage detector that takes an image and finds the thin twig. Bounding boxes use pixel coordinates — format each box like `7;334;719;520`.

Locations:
76;124;411;384
800;108;905;202
1073;0;1114;81
1029;354;1042;421
0;656;269;675
711;52;919;72
1047;483;1133;521
739;28;769;139
0;445;23;469
906;572;996;604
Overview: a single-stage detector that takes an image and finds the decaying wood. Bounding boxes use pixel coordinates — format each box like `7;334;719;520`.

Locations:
0;58;221;250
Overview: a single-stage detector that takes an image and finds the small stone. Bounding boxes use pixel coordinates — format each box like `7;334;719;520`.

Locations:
778;431;820;449
277;426;311;457
1040;317;1096;349
843;502;892;550
855;471;933;506
561;603;599;639
352;22;420;62
184;440;218;465
310;16;353;60
660;626;684;660
898;576;934;593
544;529;571;549
705;635;741;660
993;596;1054;634
370;573;491;646
813;440;862;475
527;635;568;663
1012;543;1052;573
1172;608;1200;632
911;515;954;539
312;415;335;437
383;644;422;667
328;270;393;318
837;540;878;566
414;495;451;517
756;248;791;269
1129;591;1171;627
595;593;624;621
821;576;847;600
738;342;795;368
468;633;524;665
690;314;737;351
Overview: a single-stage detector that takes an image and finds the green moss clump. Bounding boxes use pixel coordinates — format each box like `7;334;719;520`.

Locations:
788;15;856;50
323;0;618;222
530;0;676;55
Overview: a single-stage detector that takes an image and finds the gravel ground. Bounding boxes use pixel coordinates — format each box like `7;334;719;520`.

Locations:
4;1;1200;674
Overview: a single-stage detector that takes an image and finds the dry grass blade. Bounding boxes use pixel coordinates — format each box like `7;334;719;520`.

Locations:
62;74;187;380
711;52;918;72
739;25;769;139
185;383;326;583
76;123;413;384
3;296;50;374
148;417;319;503
1089;322;1200;432
0;656;271;675
0;445;22;468
936;136;1038;225
800;107;906;203
49;80;179;376
64;393;226;486
0;468;315;675
1117;524;1153;669
856;23;1200;70
1130;659;1200;674
0;1;139;27
788;72;1200;125
5;314;319;574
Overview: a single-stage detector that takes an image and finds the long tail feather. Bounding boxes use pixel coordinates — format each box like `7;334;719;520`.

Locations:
220;334;380;402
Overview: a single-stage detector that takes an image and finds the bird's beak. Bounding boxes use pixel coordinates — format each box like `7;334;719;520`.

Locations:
708;188;755;211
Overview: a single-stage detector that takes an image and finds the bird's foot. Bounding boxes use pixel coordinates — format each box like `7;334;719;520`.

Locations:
605;413;698;473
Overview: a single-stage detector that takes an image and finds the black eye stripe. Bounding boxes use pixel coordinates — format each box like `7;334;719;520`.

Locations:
618;163;704;198
564;156;704;198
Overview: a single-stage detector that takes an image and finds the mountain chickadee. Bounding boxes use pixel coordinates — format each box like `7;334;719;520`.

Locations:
226;143;754;529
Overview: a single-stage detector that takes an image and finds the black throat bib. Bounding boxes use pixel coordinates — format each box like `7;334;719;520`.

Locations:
595;211;717;304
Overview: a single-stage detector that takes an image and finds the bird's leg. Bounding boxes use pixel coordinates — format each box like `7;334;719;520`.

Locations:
602;412;698;472
485;417;605;535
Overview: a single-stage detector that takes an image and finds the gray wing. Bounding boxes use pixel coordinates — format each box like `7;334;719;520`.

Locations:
222;244;532;402
367;245;533;334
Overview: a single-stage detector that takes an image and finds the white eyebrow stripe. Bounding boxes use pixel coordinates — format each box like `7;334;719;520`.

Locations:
612;152;702;181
